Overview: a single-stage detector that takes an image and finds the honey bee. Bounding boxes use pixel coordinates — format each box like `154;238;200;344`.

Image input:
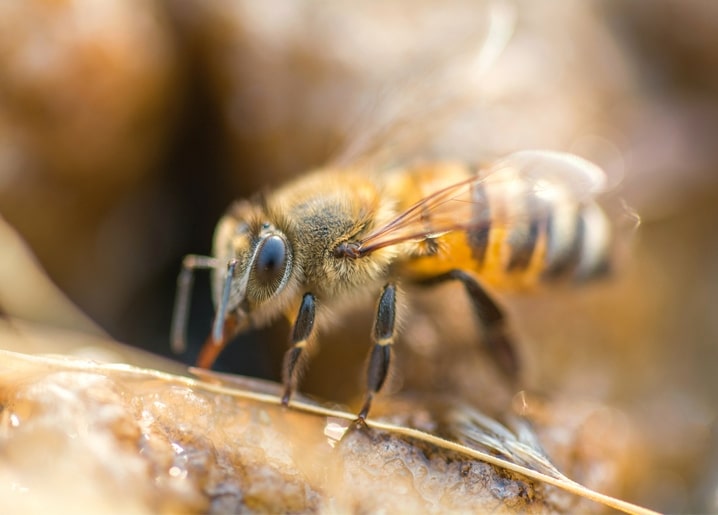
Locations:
171;150;611;419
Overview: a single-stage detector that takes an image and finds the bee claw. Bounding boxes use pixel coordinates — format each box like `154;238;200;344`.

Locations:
357;393;373;422
281;387;292;407
352;415;369;431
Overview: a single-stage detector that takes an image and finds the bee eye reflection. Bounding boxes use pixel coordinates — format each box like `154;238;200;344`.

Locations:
253;234;288;289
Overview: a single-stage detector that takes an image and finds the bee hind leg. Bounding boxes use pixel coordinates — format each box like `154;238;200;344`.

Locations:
358;283;397;421
413;270;520;383
281;293;317;406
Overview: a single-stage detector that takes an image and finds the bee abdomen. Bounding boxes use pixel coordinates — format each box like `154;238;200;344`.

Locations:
542;201;611;282
467;174;611;286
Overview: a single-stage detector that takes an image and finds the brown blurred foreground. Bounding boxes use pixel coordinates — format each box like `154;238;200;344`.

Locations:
0;342;647;514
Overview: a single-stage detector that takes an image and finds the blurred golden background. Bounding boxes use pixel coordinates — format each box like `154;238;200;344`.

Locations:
1;1;718;512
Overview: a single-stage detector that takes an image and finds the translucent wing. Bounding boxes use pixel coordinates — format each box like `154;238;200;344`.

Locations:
329;2;516;169
344;151;607;257
495;150;606;200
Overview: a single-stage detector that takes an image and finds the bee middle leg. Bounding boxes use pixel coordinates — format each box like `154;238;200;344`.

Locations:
413;270;520;382
358;283;397;421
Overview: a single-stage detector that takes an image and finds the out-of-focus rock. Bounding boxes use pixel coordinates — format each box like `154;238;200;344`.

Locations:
0;0;178;187
598;1;718;220
169;1;634;190
0;213;184;372
0;0;181;325
0;214;102;335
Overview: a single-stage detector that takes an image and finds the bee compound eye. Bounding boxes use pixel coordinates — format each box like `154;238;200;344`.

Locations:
253;234;288;289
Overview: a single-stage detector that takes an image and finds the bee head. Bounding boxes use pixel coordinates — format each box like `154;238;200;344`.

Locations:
211;200;294;325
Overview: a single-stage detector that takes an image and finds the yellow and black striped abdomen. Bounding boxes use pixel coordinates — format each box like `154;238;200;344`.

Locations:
396;162;611;290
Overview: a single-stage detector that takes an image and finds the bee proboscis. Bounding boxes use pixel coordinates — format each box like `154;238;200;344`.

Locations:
171;150;612;419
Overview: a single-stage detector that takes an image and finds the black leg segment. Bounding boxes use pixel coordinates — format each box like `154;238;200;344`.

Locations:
414;270;519;381
281;293;316;406
359;283;397;420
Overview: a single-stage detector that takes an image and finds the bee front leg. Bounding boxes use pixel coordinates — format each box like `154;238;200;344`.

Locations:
282;293;317;406
170;254;220;355
358;283;397;421
414;270;519;382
